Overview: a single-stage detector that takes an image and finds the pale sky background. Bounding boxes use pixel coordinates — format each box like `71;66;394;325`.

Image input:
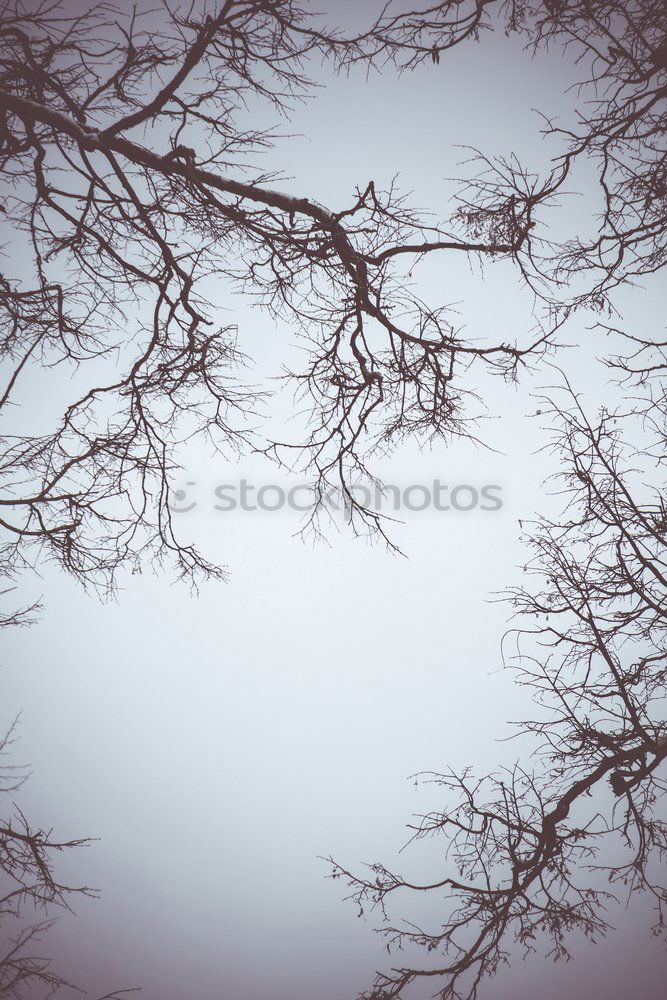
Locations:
2;3;666;999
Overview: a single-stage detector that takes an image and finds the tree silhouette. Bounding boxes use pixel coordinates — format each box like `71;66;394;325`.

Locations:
0;0;560;601
2;1;664;600
7;0;664;603
327;370;667;998
320;4;666;996
0;715;136;999
1;1;666;998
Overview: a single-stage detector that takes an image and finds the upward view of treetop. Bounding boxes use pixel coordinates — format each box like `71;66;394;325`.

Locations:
0;1;665;999
0;0;665;595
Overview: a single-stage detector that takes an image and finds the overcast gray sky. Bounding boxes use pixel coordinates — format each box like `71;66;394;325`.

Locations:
2;3;666;999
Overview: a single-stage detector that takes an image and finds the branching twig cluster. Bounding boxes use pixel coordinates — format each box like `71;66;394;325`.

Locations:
328;377;667;998
6;0;659;586
0;717;137;998
0;2;666;997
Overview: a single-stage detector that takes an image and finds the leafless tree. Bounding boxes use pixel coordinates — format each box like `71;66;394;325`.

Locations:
327;374;667;999
1;2;666;996
0;716;135;999
322;8;667;986
0;4;663;580
8;0;663;605
477;0;667;304
0;0;561;602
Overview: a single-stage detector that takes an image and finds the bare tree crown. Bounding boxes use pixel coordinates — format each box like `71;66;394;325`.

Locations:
2;0;664;596
0;2;666;998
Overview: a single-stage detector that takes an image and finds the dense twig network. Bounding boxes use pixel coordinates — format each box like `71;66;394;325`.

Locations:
329;377;667;998
0;2;665;997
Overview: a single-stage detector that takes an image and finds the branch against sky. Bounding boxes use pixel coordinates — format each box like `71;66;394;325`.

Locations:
0;0;549;604
320;8;667;991
0;716;138;1000
327;376;667;999
0;4;665;997
0;0;664;604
